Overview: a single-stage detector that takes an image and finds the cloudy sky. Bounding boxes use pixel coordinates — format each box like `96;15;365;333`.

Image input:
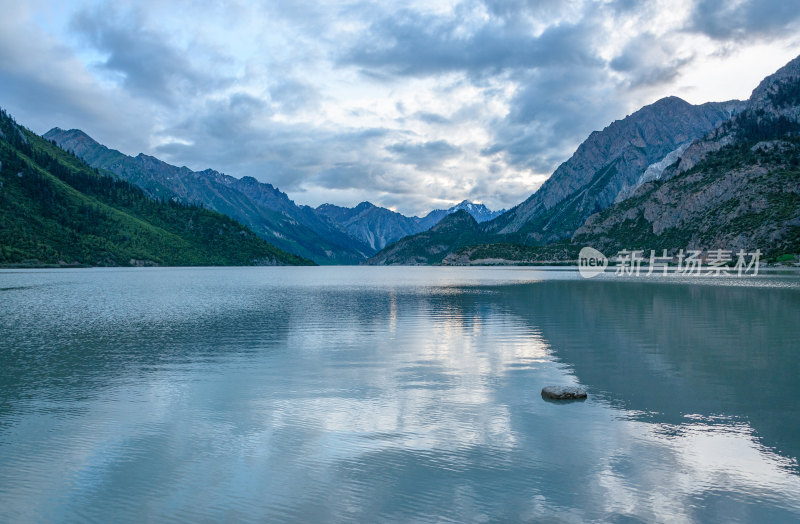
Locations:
1;0;799;215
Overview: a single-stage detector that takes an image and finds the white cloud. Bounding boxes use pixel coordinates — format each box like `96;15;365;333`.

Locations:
1;0;798;215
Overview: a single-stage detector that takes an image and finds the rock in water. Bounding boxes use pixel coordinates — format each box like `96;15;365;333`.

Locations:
541;386;587;400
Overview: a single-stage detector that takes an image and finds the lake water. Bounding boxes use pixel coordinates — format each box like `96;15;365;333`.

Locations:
1;266;799;523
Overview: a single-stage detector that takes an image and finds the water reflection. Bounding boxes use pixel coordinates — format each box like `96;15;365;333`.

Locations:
0;267;798;522
495;279;800;461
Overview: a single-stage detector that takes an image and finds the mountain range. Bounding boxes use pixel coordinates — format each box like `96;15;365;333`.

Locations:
370;54;800;265
40;128;504;263
316;200;504;252
6;55;800;267
42;128;373;264
485;96;745;243
571;56;800;258
0;109;312;267
366;210;488;265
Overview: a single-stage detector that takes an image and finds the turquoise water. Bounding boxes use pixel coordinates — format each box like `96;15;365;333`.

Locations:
1;266;799;522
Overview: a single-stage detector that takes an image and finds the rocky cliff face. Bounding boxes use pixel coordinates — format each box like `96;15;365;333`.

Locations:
749;54;800;120
316;199;505;253
43;128;371;264
573;57;800;257
485;96;745;243
316;202;425;252
660;55;800;181
573;138;800;257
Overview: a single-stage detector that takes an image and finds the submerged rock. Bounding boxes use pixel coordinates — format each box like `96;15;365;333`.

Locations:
541;386;587;400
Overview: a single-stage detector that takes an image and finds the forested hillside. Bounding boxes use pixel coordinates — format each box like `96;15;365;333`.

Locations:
0;109;313;267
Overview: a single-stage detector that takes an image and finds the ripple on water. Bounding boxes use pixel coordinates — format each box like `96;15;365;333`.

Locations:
0;267;799;522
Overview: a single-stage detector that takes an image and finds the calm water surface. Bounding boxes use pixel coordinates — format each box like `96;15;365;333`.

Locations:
1;266;799;522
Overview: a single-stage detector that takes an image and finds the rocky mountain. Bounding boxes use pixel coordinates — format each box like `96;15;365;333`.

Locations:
365;210;487;265
42;128;371;265
485;96;745;243
572;56;800;258
0;108;312;267
368;96;745;265
317;199;505;252
315;201;423;252
370;55;800;265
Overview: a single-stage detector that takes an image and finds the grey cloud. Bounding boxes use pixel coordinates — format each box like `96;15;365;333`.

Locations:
150;88;472;214
154;93;399;191
484;63;625;173
604;0;650;15
313;163;418;195
689;0;800;41
313;163;373;189
0;4;152;154
413;112;451;125
482;0;569;19
386;140;461;169
70;7;230;104
337;2;634;179
269;78;321;113
0;64;102;135
610;33;695;88
340;8;601;77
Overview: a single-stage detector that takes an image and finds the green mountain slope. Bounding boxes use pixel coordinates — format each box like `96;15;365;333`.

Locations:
44;128;371;264
0;108;313;267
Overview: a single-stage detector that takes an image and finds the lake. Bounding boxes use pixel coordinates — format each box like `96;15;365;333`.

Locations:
1;266;799;522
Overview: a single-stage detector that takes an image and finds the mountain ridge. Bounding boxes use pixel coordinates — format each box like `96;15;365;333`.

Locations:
44;128;372;264
368;55;800;265
484;96;745;243
570;56;800;259
1;109;312;267
316;199;505;252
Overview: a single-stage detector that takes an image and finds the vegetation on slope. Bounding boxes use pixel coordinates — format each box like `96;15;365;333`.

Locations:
44;128;371;265
572;131;800;259
0;109;313;267
366;210;488;265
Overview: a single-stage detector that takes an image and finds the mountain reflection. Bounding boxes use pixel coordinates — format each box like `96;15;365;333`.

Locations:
0;267;798;522
493;279;800;464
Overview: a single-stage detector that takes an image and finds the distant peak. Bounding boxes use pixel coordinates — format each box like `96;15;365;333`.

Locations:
655;95;687;104
198;168;226;178
431;208;479;231
43;127;96;143
641;96;691;112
